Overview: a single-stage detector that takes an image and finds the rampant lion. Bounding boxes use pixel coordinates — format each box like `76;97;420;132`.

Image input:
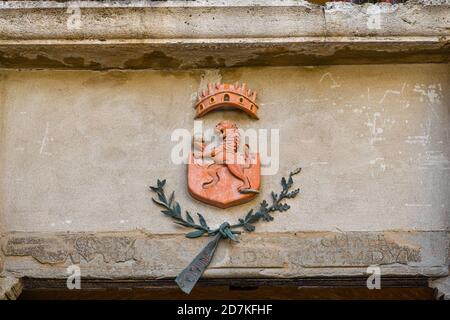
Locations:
193;120;259;194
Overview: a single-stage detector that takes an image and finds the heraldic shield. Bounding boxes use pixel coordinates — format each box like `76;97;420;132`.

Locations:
187;83;261;208
188;121;261;208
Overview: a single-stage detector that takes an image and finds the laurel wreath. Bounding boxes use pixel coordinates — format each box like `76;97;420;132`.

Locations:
150;167;302;242
149;167;302;293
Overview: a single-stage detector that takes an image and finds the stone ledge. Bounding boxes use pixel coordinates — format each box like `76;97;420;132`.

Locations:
0;1;448;69
1;231;448;279
1;1;449;39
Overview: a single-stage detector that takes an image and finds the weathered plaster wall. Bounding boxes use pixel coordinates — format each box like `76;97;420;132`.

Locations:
1;65;448;233
0;64;448;280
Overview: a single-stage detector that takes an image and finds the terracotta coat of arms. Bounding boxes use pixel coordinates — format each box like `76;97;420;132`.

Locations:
187;83;261;208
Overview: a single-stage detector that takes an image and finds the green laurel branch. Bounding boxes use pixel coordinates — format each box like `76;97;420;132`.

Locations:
150;167;301;242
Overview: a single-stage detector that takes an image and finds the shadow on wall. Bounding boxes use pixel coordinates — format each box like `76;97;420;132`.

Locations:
19;286;435;300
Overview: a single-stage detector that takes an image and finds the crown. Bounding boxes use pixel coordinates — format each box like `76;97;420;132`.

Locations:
194;82;259;119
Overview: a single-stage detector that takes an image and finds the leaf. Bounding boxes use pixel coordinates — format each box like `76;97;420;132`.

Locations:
168;191;175;206
186;211;194;224
185;230;206;238
152;198;168;208
173;202;181;218
149;186;159;192
288;176;293;187
287;189;300;198
197;213;208;229
247;214;260;223
254;211;264;218
271;192;277;202
262;212;274;221
281;177;287;189
245;209;253;221
260;200;269;214
291;167;302;175
157;179;166;188
161;210;172;216
157;192;167;204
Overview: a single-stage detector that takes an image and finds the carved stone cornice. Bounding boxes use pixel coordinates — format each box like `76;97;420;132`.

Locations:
0;1;448;69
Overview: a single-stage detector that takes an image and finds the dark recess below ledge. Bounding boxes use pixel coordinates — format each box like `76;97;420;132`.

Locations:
20;276;435;299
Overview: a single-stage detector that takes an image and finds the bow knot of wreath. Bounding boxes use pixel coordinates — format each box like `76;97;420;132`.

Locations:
150;167;302;294
218;222;237;241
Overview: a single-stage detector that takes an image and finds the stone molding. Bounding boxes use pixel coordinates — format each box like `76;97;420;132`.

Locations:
1;231;448;279
0;1;448;69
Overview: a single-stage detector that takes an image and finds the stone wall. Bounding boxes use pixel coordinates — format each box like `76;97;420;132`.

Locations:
0;64;448;280
0;1;449;297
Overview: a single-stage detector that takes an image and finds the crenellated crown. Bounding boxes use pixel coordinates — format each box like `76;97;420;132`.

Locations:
194;82;259;119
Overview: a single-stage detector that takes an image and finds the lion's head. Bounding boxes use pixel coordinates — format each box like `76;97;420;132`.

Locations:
215;120;238;136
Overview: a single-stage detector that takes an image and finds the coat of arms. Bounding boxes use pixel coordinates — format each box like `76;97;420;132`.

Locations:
150;82;302;294
188;83;261;208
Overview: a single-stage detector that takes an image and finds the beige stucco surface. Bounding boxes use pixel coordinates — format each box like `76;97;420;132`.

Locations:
0;64;448;236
